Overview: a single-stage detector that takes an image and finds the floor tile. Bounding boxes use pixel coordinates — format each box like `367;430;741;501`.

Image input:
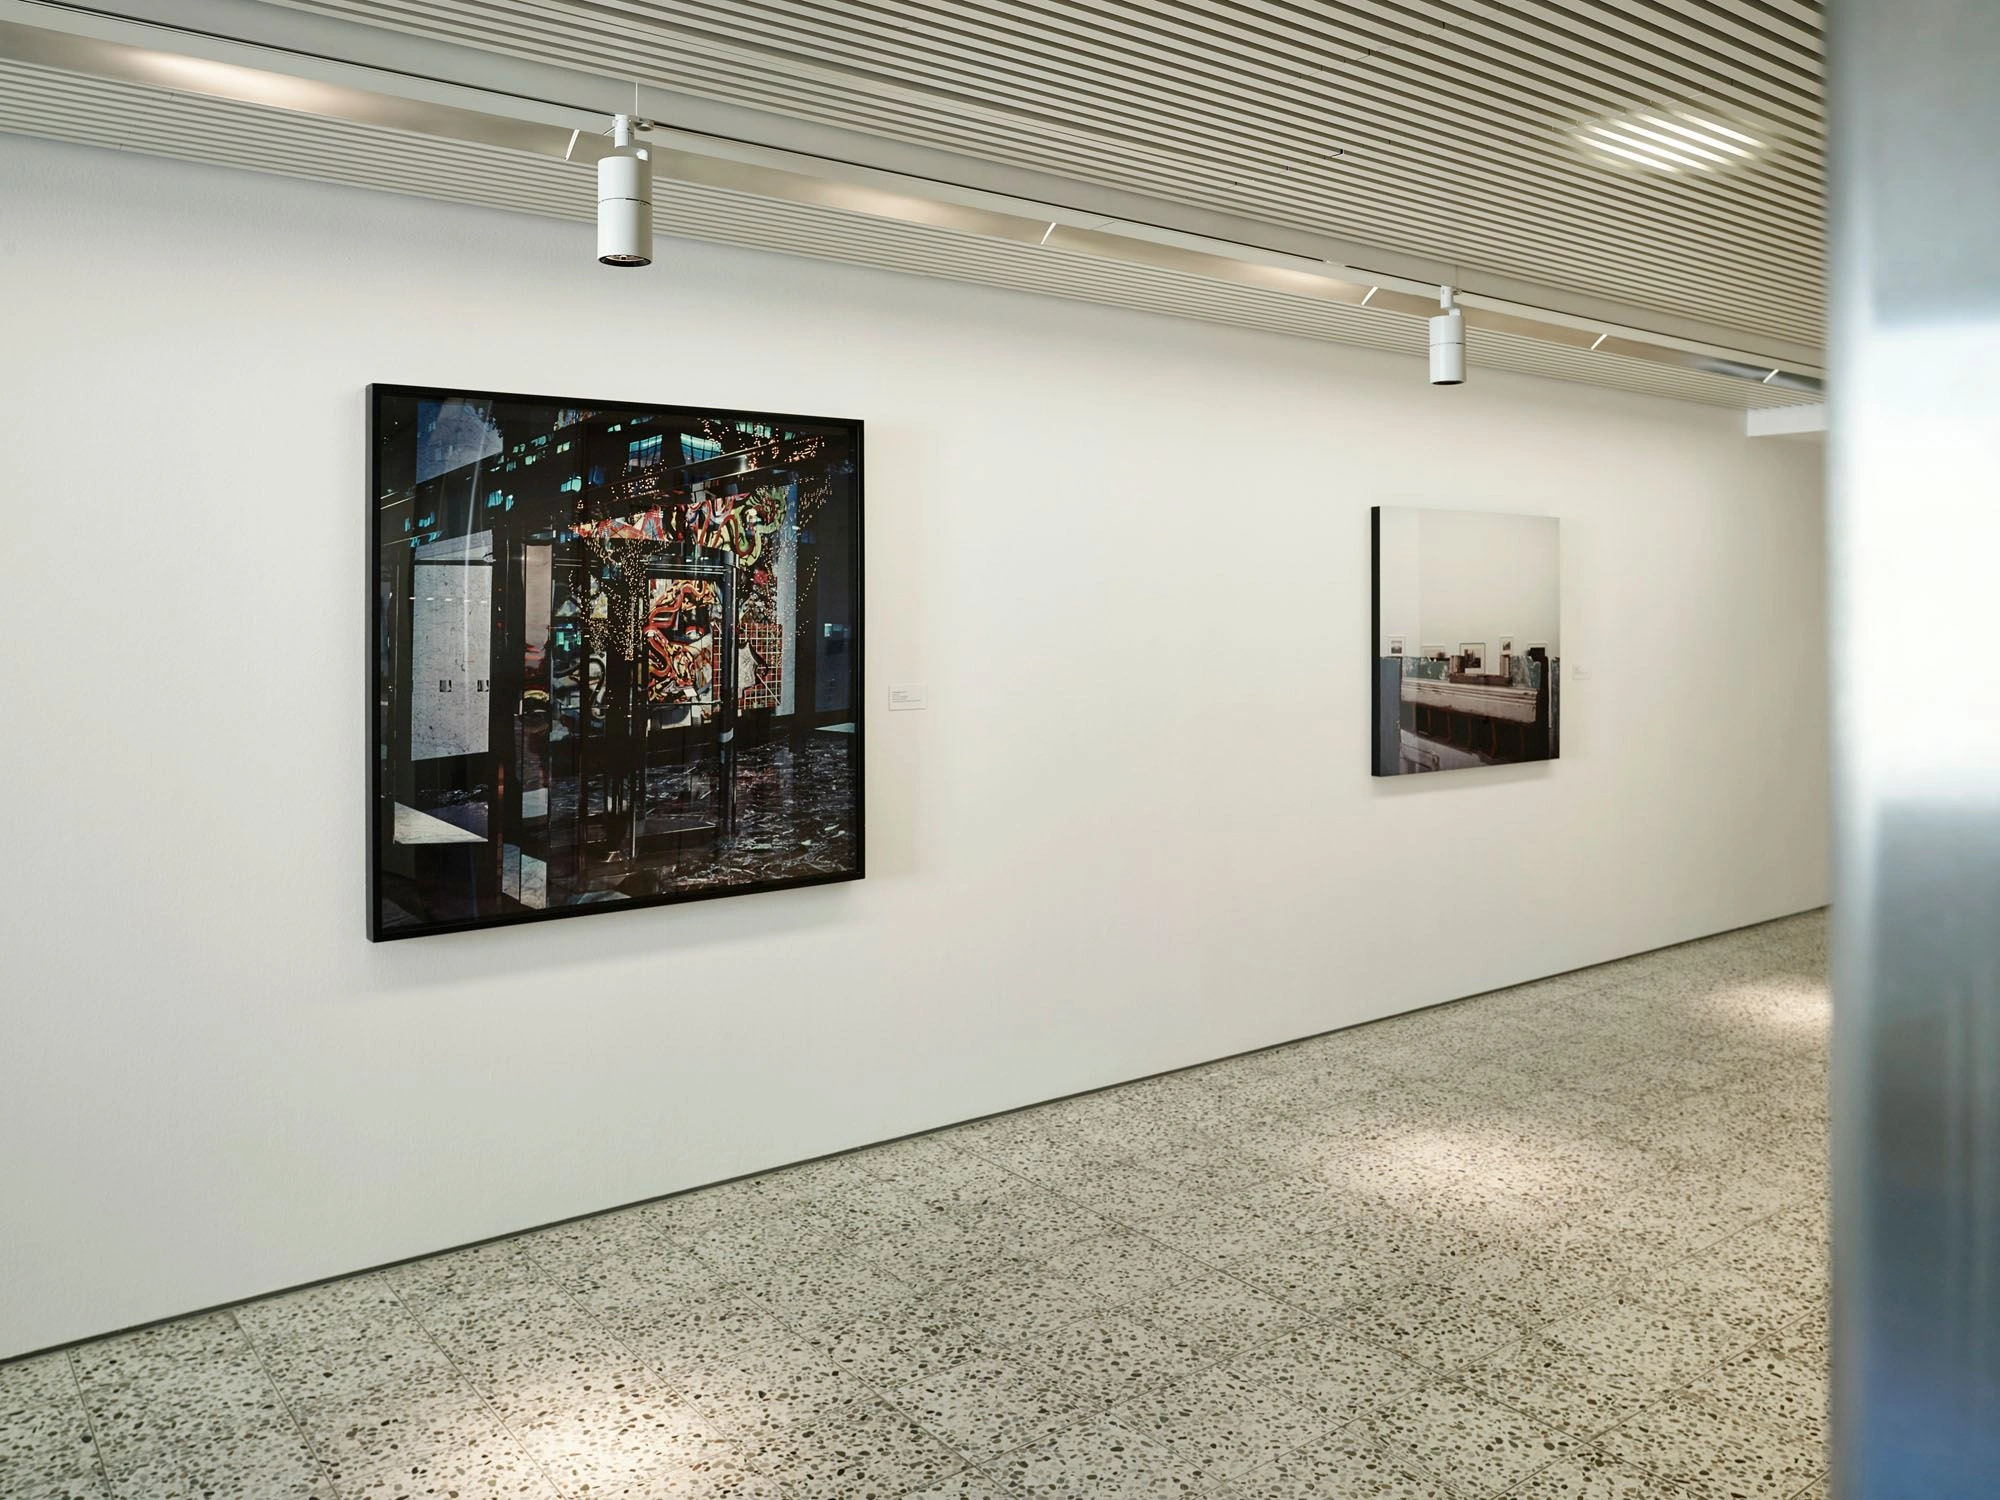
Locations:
601;1290;798;1386
682;1207;846;1278
0;1359;108;1494
884;1352;1086;1461
1701;1214;1827;1294
1223;1425;1454;1499
898;1467;1016;1499
1596;1395;1823;1497
1010;1313;1206;1409
819;1312;992;1388
1044;1160;1238;1228
1620;1260;1813;1346
1460;1333;1650;1439
947;1117;1086;1179
1762;1306;1828;1370
519;1219;720;1304
232;1275;415;1354
1037;1232;1204;1310
1209;1223;1440;1320
502;1387;760;1497
1679;1347;1828;1452
745;1247;926;1334
924;1261;1102;1349
1224;1327;1423;1427
1111;1360;1330;1480
736;1394;968;1499
1121;1272;1310;1364
1536;1299;1744;1396
312;1406;564;1500
1356;1380;1577;1497
995;1412;1205;1498
1505;1448;1694;1497
1335;1282;1534;1373
810;1179;963;1247
676;1333;868;1433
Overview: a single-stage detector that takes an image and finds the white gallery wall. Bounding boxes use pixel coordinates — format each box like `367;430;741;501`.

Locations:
0;134;1829;1359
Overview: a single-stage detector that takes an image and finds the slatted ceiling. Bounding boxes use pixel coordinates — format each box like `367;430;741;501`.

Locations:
265;0;1826;349
738;78;1819;342
0;53;1814;412
685;180;1793;409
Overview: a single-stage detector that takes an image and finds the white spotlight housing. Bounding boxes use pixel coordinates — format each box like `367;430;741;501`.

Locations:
1429;286;1465;386
597;114;653;267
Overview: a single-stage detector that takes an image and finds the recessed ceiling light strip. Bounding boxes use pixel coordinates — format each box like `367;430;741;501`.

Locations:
1614;120;1735;167
1641;113;1754;158
1677;109;1764;146
1589;124;1714;171
1582;133;1681;171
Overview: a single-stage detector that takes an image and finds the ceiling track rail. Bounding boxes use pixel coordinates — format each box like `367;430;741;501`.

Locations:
271;0;1828;349
0;2;1825;395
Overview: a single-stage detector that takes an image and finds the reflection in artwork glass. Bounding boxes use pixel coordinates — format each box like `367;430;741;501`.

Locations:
370;385;863;939
1371;506;1559;776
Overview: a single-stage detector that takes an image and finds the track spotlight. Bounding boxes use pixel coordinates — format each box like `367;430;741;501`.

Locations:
597;114;653;267
1430;286;1465;386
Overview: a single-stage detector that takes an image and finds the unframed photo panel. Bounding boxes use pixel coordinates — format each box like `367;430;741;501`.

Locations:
370;385;864;939
1372;506;1559;777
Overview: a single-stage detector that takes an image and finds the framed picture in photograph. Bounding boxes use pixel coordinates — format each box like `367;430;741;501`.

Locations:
369;384;864;940
1371;506;1560;777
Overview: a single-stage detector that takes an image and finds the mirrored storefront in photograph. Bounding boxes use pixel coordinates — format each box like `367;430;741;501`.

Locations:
370;385;863;939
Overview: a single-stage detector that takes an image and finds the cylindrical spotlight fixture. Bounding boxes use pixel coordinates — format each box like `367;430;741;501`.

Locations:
1429;286;1465;385
597;115;653;267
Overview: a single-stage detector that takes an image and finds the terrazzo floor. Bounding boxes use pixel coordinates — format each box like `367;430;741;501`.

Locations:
0;913;1830;1499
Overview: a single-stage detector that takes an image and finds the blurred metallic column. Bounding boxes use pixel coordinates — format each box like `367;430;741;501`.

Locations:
1828;3;2000;1497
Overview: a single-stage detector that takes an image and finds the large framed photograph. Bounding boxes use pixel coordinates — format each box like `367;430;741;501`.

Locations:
1371;505;1559;776
369;384;863;940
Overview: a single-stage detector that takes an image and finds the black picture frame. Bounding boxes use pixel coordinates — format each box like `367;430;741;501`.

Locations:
1371;503;1559;778
367;383;865;941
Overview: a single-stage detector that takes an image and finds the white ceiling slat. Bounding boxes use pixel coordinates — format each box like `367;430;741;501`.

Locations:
711;0;1827;234
0;54;1815;411
261;0;1824;344
1162;0;1817;149
0;1;1829;408
1734;0;1824;32
1263;0;1814;129
1504;0;1819;100
438;0;1832;231
1636;0;1823;60
624;76;1832;346
263;5;1826;267
780;74;1824;279
659;79;1822;346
